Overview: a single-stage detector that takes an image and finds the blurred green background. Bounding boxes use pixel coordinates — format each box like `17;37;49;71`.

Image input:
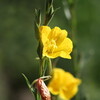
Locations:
0;0;100;100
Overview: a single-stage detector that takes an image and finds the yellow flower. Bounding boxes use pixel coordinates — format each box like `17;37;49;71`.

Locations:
47;68;81;100
39;26;73;59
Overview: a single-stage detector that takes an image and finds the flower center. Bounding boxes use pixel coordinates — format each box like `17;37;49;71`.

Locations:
51;40;57;48
46;40;57;54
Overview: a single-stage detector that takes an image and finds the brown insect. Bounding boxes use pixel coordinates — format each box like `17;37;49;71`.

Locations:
36;78;51;100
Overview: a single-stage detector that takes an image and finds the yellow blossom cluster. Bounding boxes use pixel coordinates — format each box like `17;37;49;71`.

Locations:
39;26;73;59
48;68;81;100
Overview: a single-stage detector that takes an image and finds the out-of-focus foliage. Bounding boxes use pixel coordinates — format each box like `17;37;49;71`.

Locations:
0;0;100;100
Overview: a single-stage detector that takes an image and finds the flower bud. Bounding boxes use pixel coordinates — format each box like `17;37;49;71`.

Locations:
36;78;51;100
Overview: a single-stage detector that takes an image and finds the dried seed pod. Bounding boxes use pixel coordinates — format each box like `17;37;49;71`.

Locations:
36;78;51;100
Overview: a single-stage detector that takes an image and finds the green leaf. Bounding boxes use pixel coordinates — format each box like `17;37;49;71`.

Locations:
44;0;60;25
46;0;53;11
34;9;41;26
34;9;41;40
37;41;43;59
34;22;39;40
40;57;52;76
22;73;35;93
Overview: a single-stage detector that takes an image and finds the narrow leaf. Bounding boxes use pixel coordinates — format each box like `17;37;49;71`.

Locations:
22;73;34;92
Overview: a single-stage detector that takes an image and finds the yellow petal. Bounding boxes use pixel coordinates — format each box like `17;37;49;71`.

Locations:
39;26;51;44
53;38;73;59
48;68;81;100
48;27;61;40
48;27;68;45
58;38;73;53
59;72;81;99
59;51;71;59
56;30;68;45
48;68;66;95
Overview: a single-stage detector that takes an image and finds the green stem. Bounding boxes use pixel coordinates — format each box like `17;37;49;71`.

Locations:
40;57;46;77
34;89;41;100
40;58;44;77
69;0;79;76
40;57;52;77
69;1;80;100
